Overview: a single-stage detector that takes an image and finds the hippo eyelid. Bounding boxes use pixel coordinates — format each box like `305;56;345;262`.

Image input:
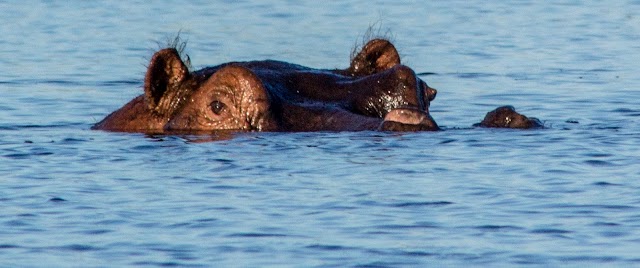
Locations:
223;86;243;107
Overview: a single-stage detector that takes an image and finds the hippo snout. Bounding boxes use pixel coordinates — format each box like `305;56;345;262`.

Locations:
379;107;440;131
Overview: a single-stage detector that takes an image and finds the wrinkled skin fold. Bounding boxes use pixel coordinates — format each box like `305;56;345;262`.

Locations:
92;39;440;133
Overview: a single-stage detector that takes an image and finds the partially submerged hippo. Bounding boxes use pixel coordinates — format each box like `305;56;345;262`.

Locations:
92;39;439;133
475;105;543;129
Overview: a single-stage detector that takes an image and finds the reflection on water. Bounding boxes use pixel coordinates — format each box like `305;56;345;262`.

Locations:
2;1;640;267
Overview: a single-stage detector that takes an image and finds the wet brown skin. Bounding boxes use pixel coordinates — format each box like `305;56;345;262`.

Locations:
92;39;439;133
475;106;543;129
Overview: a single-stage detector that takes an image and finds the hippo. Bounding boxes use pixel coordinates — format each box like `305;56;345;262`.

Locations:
474;105;543;129
92;39;439;133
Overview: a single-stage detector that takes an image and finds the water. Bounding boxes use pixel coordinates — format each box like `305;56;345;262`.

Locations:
2;1;640;267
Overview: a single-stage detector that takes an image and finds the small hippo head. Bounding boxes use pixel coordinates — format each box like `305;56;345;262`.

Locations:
475;106;543;129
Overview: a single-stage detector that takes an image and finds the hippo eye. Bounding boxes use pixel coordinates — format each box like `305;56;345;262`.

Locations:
209;100;226;115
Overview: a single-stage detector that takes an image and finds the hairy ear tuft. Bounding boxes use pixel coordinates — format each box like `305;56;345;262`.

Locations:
143;48;189;115
348;24;400;75
164;32;192;71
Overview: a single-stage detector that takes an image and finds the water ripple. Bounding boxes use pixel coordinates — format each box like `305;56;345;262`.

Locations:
374;222;441;230
584;159;616;166
391;201;454;208
529;228;573;235
226;233;289;238
305;244;358;251
0;79;139;87
54;244;101;252
48;197;66;202
592;181;624;187
475;225;524;231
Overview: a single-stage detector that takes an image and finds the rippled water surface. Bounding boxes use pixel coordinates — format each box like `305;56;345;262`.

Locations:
2;1;640;267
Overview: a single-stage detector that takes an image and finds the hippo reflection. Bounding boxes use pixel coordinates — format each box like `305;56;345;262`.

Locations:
92;39;439;133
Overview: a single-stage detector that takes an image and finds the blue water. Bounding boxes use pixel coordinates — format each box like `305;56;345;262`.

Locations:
2;1;640;267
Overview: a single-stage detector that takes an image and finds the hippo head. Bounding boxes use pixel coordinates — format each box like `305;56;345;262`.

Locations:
475;106;543;129
93;39;439;133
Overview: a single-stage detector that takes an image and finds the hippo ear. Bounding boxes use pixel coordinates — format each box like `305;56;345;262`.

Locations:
144;48;189;114
349;39;401;75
